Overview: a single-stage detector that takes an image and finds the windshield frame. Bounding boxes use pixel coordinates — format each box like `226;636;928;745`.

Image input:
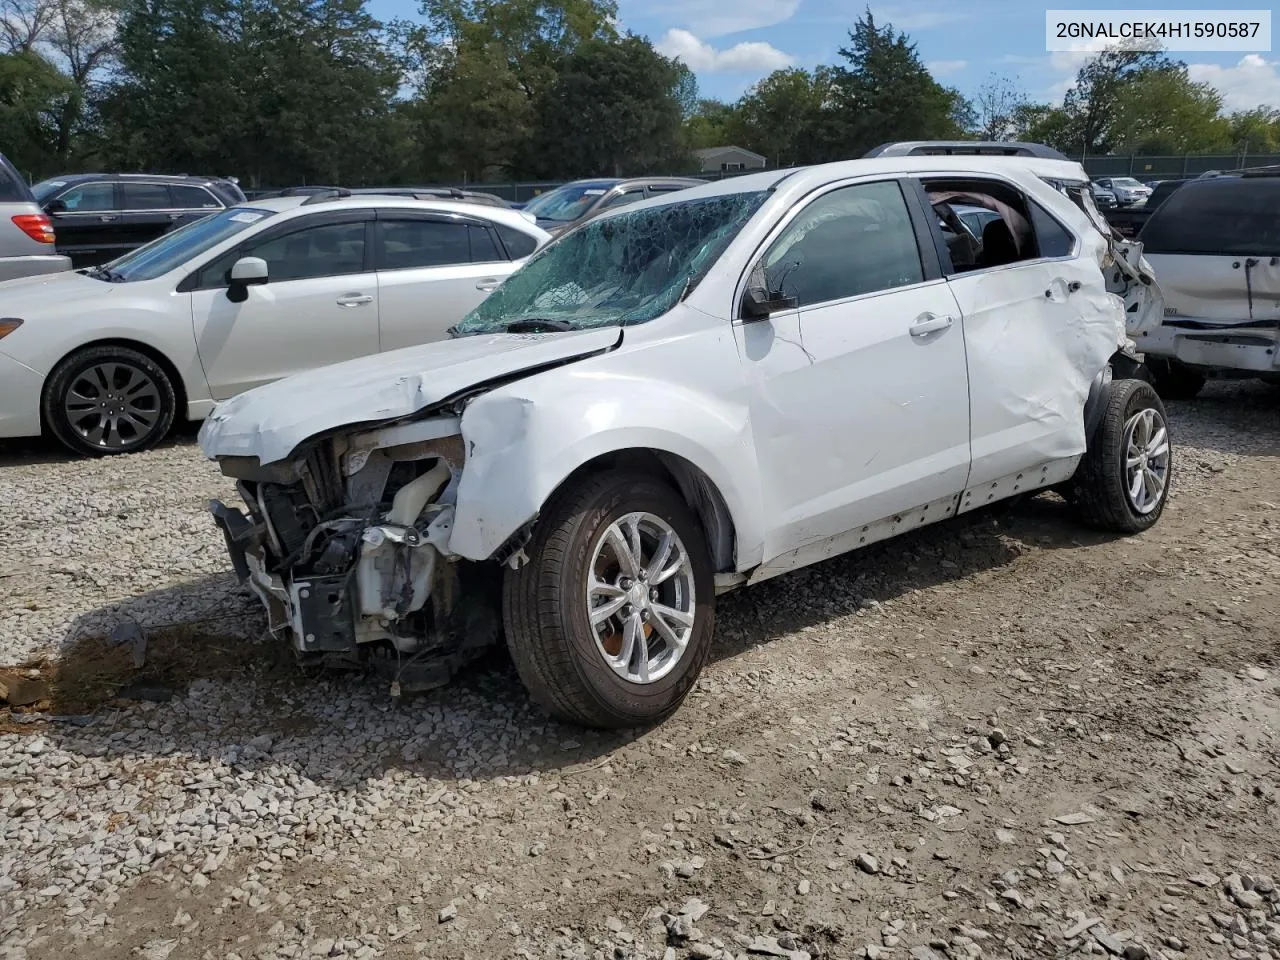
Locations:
453;189;770;336
89;205;278;284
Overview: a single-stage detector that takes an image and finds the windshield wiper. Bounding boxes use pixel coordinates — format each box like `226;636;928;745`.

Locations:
504;319;576;333
88;265;123;282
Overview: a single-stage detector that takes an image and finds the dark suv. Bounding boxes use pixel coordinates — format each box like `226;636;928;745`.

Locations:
31;173;246;266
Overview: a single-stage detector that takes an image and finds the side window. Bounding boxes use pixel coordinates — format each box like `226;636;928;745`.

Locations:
602;188;645;210
121;183;171;210
246;221;367;282
0;158;27;202
494;224;538;259
469;224;502;263
761;180;924;307
1028;202;1074;258
57;182;116;212
925;179;1043;273
377;219;471;270
171;184;221;209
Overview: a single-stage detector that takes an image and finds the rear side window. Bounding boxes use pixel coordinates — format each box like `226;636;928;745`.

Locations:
1141;179;1280;256
378;219;471;269
122;183;171;210
0;156;30;202
495;224;538;259
171;184;221;209
469;225;502;263
1028;202;1074;258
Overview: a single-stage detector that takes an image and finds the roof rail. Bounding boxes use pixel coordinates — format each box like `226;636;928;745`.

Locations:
863;141;1071;161
299;187;352;205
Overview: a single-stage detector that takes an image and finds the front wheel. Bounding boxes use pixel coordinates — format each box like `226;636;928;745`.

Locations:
1069;379;1171;534
42;345;177;456
502;470;715;729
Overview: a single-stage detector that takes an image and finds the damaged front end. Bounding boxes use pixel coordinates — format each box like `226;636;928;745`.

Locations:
209;416;500;694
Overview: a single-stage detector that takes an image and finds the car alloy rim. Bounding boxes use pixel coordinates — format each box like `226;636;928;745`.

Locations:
63;361;161;449
1122;406;1170;515
585;511;696;684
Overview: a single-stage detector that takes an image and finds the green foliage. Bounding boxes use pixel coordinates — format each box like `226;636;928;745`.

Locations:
530;35;690;177
0;50;76;176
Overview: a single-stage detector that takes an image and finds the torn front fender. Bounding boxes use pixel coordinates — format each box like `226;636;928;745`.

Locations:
446;351;765;570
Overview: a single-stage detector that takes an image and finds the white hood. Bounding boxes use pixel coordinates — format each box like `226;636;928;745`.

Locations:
0;269;112;312
198;327;622;464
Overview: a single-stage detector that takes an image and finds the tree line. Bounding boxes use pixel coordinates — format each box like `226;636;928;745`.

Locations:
3;0;1279;188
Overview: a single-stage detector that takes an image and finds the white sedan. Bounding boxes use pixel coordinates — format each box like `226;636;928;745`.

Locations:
0;193;549;455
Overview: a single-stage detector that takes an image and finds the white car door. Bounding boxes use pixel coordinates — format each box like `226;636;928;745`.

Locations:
735;178;972;567
375;214;519;352
190;212;380;399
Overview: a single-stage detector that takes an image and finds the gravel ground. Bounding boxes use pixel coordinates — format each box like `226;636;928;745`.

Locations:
1;381;1278;960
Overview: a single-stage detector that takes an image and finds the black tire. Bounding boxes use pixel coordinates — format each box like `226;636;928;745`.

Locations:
502;470;715;729
42;345;177;457
1258;375;1280;388
1069;379;1171;534
1147;357;1205;401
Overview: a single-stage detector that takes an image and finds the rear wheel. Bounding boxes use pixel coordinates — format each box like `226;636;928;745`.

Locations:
43;345;176;457
1147;357;1205;401
1069;379;1171;534
502;470;715;729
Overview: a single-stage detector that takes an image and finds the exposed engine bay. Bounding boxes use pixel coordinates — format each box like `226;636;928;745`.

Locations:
209;416;502;695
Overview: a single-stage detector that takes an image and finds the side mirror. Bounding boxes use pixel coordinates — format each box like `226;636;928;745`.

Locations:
226;256;267;303
44;198;66;214
741;286;798;322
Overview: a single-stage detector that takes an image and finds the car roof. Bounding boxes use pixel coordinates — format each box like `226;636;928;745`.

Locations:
237;195;548;234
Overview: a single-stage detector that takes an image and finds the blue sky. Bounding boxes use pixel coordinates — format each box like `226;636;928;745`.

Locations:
367;0;1280;111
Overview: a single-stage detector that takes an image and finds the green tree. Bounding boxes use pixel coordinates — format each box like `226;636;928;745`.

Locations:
1225;108;1280;154
973;73;1026;141
731;67;831;167
0;50;76;176
825;9;973;159
683;98;737;151
1109;66;1226;154
1009;103;1077;153
98;0;401;186
531;35;688;177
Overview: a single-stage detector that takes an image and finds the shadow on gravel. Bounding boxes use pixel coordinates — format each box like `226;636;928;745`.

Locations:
0;421;201;468
10;490;1118;788
1170;380;1280;458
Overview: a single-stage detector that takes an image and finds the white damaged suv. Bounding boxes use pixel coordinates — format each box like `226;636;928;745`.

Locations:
200;143;1170;729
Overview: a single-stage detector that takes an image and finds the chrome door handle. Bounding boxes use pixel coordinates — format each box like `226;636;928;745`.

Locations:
475;279;501;292
909;313;954;336
336;294;373;307
168;212;184;220
98;215;118;222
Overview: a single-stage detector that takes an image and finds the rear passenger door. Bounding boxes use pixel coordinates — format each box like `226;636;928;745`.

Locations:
909;175;1112;491
118;182;175;250
374;213;518;351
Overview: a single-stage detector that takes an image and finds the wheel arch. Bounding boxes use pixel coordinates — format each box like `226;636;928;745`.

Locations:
41;338;191;428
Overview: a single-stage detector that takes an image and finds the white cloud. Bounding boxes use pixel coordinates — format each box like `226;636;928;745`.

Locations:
655;0;800;39
1188;55;1280;112
657;28;795;74
927;59;968;76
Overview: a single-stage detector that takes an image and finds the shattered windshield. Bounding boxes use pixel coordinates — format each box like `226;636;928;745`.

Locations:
452;191;769;334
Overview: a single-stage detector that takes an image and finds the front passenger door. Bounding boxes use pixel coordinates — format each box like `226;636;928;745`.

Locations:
190;213;380;398
738;178;972;564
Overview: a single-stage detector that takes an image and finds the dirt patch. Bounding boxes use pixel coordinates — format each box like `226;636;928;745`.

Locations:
0;622;297;727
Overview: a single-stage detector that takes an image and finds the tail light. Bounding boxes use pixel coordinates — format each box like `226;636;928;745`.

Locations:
12;214;56;244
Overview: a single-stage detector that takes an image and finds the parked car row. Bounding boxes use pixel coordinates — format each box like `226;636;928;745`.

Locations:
0;191;550;454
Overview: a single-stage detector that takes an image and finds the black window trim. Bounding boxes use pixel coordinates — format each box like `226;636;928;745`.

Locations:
734;175;942;318
372;209;508;271
906;174;1080;279
51;180;121;213
177;209;376;292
